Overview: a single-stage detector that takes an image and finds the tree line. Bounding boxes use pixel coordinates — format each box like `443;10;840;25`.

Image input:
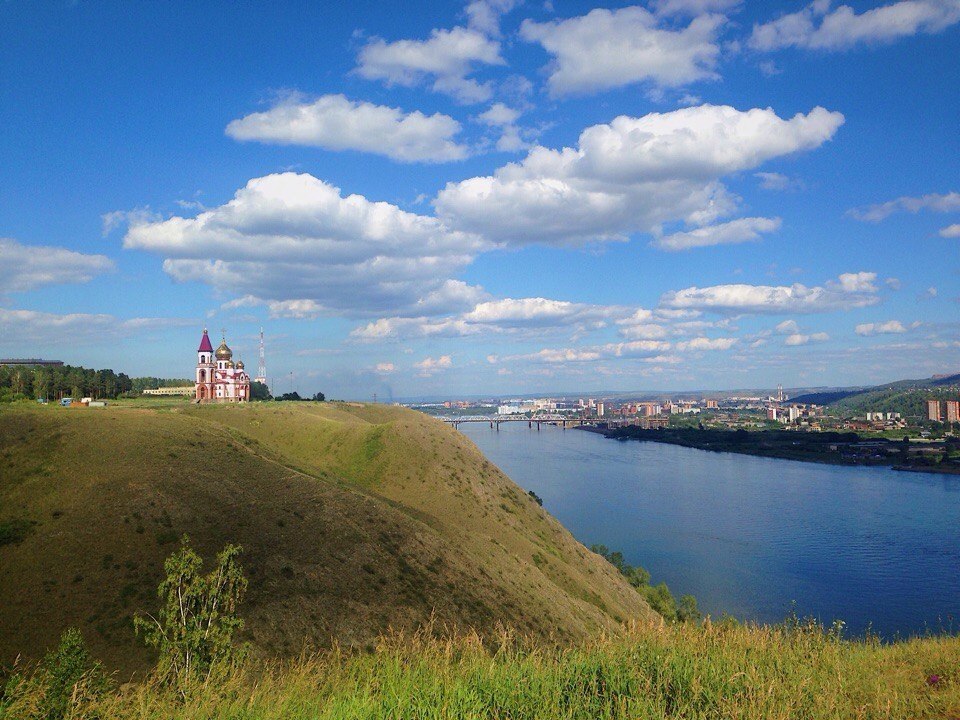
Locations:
0;365;136;402
0;363;326;404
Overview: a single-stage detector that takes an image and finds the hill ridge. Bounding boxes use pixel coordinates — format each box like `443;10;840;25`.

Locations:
0;401;655;671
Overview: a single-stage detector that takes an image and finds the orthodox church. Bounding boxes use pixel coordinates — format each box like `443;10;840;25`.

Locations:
195;329;251;402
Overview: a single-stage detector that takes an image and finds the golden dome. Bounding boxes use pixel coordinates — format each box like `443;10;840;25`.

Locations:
215;340;233;360
236;360;245;370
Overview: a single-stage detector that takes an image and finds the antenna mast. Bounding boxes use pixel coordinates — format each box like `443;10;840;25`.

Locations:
255;327;267;385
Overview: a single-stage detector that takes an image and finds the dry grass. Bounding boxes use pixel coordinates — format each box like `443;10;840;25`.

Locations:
0;402;652;673
5;620;958;719
3;401;957;718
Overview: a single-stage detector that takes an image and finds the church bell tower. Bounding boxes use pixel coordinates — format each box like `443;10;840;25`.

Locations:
195;328;215;402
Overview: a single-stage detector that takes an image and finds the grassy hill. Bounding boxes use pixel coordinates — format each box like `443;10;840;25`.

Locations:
3;400;958;718
0;401;655;672
791;373;960;417
828;374;960;418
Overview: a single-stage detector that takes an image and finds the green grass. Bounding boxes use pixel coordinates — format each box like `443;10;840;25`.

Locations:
100;397;195;409
5;622;958;719
0;402;653;672
2;402;957;718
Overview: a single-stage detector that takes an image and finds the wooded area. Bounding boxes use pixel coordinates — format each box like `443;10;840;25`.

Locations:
0;364;189;402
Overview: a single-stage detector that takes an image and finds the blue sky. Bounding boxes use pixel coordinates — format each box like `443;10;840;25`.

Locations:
1;0;958;399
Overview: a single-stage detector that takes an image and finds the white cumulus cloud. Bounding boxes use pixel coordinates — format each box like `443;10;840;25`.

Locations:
435;104;843;247
855;320;909;336
356;26;504;103
675;336;738;351
351;295;743;344
461;297;620;328
520;6;725;96
509;340;674;364
750;0;960;52
660;273;880;314
477;102;530;152
102;207;162;236
940;224;960;238
520;348;603;363
602;340;675;357
0;308;191;347
618;323;670;340
784;332;830;346
220;295;333;320
650;0;742;17
755;171;803;191
349;316;478;340
653;216;781;251
414;355;453;375
848;191;960;221
477;102;520;126
835;271;878;293
0;238;114;293
465;0;518;36
124;172;486;317
350;296;628;340
225;94;469;163
502;335;733;366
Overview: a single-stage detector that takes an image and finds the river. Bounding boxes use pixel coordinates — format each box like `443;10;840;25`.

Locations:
457;421;960;638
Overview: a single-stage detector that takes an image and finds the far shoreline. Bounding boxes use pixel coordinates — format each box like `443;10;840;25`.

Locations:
581;425;960;478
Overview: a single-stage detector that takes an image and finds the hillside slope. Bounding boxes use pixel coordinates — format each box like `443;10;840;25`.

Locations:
0;402;655;672
792;373;960;416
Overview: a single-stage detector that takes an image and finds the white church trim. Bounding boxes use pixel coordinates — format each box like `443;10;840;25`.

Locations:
195;329;251;403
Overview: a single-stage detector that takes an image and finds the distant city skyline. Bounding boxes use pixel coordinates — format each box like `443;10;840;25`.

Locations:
1;1;959;399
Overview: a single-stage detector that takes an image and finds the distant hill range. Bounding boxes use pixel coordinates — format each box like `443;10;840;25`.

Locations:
0;402;655;671
791;372;960;415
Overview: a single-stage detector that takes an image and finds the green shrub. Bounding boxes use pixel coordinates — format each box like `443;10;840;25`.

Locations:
623;565;651;589
134;536;247;691
0;519;32;547
590;544;696;623
677;594;701;623
642;582;677;619
0;628;108;720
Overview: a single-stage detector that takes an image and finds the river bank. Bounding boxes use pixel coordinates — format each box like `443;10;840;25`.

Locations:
893;463;960;476
594;425;960;476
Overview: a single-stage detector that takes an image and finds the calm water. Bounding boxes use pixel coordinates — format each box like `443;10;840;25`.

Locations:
458;422;960;637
